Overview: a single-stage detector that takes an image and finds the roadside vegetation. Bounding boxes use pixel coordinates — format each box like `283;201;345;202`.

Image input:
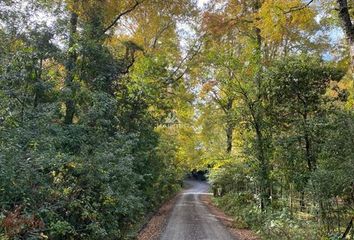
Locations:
198;1;354;239
0;1;196;239
0;0;353;239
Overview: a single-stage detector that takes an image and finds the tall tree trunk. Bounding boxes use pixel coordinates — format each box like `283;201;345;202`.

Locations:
337;0;354;73
254;119;271;210
64;6;78;124
302;109;316;172
226;123;234;153
253;0;271;211
225;97;234;153
300;110;316;211
300;190;306;212
33;58;43;108
304;132;314;172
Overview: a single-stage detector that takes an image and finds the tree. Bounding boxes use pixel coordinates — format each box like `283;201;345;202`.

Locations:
268;56;344;172
266;56;344;211
0;0;198;239
64;1;78;124
336;0;354;72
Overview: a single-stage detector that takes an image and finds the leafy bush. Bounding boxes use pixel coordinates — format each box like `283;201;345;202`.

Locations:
260;211;322;240
0;100;181;239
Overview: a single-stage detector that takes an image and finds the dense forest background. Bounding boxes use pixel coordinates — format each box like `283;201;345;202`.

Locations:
0;0;353;239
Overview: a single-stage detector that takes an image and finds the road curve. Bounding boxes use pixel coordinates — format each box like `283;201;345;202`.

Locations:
160;180;236;240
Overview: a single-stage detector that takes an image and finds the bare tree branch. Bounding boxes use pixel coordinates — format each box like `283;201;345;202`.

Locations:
101;0;143;36
168;38;204;83
211;90;228;113
283;0;314;14
151;21;174;49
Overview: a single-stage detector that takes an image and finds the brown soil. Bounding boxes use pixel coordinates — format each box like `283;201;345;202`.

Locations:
200;195;260;240
137;194;180;240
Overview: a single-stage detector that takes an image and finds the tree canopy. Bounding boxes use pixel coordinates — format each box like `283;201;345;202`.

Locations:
0;0;353;239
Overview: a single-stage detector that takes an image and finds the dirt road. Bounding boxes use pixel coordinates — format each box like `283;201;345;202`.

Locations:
160;180;236;240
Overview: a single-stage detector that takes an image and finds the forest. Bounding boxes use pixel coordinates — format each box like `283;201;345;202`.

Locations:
0;0;353;239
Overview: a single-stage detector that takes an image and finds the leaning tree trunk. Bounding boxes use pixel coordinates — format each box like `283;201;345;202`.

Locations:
337;0;354;73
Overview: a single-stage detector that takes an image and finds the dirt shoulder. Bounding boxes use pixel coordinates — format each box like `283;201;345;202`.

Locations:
137;194;180;240
137;181;259;240
200;195;260;240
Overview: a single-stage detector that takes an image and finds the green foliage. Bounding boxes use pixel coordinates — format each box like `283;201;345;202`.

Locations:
0;1;188;239
213;192;260;229
1;1;353;240
209;56;353;239
259;211;322;240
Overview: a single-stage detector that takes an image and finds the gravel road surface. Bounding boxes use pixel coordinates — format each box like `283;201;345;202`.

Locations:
160;180;236;240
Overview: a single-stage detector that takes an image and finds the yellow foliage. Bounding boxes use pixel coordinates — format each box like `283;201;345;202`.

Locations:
66;0;138;24
257;0;317;42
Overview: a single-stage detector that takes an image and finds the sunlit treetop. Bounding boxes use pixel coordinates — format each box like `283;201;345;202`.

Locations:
257;0;318;43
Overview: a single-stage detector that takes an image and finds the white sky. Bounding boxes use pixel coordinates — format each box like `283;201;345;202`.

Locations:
197;0;210;9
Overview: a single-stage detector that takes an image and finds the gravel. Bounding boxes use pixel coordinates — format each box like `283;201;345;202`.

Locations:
159;180;236;240
139;180;258;240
